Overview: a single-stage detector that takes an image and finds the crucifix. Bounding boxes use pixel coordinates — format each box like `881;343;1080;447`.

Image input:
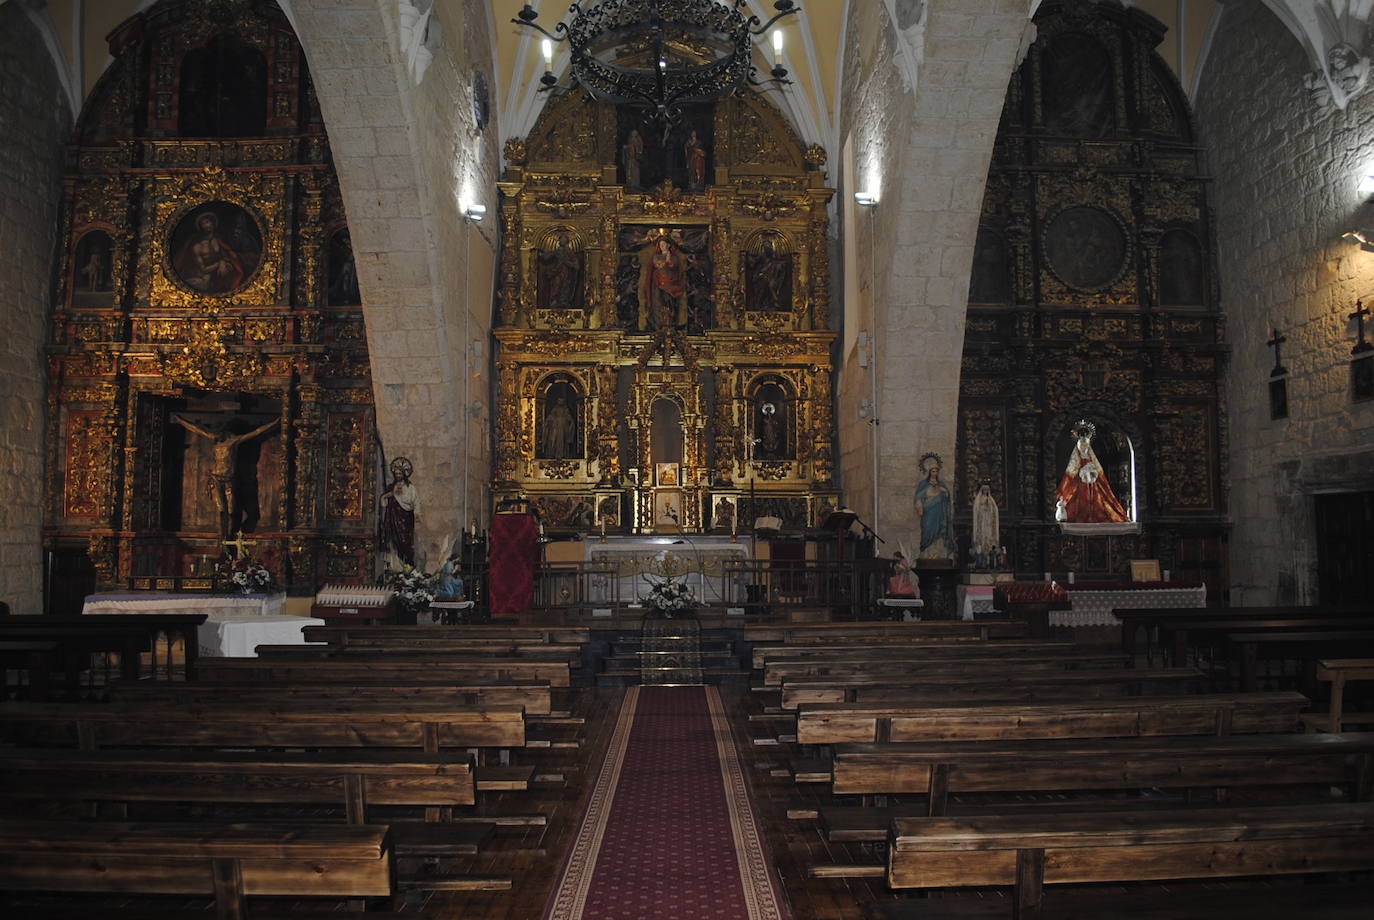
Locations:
222;530;258;559
1352;299;1372;355
1266;327;1288;377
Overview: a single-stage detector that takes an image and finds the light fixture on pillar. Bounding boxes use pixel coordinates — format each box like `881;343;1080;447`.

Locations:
512;0;800;123
1344;175;1374;248
854;190;879;208
463;203;486;222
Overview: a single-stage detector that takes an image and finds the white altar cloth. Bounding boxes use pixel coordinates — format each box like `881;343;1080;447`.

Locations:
83;592;285;618
586;536;749;607
1053;585;1206;627
956;585;996;621
198;614;326;657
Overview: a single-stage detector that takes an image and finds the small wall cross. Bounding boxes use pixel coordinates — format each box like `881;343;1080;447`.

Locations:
1266;327;1288;377
1352;300;1372;355
223;530;258;559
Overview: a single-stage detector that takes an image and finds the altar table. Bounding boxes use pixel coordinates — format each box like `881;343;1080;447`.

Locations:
82;592;285;619
956;585;996;621
198;614;326;658
1056;583;1207;627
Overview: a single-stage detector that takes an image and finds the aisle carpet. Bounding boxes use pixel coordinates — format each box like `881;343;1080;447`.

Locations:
544;686;786;920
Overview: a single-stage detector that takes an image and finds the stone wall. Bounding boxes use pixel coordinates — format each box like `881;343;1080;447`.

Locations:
838;0;1035;557
1195;1;1374;604
0;5;70;612
286;0;498;568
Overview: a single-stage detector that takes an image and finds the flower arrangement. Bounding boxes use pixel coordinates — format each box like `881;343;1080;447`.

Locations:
643;578;696;617
222;556;272;594
383;564;437;615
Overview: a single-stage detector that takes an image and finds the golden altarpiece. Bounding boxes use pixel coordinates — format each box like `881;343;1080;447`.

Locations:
494;89;838;536
44;0;376;604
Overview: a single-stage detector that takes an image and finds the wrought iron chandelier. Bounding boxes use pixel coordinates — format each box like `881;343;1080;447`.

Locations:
513;1;800;122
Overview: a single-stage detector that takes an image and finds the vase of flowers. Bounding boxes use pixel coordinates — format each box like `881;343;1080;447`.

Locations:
223;556;272;595
643;578;696;618
383;564;437;620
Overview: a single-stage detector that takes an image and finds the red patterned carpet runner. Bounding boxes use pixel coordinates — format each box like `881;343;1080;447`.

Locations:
545;686;787;920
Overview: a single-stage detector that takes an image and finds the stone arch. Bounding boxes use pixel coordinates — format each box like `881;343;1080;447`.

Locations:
282;0;500;554
838;0;1040;557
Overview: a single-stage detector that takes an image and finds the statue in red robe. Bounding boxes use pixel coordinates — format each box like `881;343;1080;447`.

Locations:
1055;422;1129;523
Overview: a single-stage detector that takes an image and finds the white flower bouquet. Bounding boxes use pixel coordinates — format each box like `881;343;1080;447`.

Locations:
224;556;272;594
383;565;437;615
643;578;696;617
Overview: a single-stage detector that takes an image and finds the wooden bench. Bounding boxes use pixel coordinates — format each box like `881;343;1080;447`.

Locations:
197;655;572;687
304;624;590;646
816;732;1374;841
1316;658;1374;733
794;691;1308;745
0;640;58;701
766;651;1130;687
0;819;397;918
752;640;1072;671
110;677;556;716
253;642;584;665
1113;605;1374;664
779;667;1203;708
886;803;1374;919
743;621;1025;644
0;614;207;680
0;701;527;752
1224;629;1374;692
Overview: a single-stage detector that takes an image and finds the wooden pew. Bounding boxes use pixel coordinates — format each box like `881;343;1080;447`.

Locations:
752;640;1072;671
197;655;572;687
743;621;1024;644
0;614;207;680
1113;605;1374;663
1316;658;1374;733
817;732;1374;841
794;691;1308;745
0;640;57;701
253;642;584;665
304;624;591;646
766;651;1130;687
0;819;397;918
0;701;526;752
1225;629;1374;692
886;803;1374;920
779;667;1203;708
110;677;555;716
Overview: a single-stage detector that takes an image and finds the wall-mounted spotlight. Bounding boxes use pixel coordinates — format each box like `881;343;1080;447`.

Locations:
1344;228;1374;252
463;203;486;222
854;190;879;208
1358;175;1374;197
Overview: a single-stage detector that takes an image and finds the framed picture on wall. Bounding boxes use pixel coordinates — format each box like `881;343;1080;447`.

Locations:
655;462;680;487
1129;559;1162;583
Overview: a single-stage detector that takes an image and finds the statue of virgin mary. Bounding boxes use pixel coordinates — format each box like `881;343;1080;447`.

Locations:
1055;421;1129;524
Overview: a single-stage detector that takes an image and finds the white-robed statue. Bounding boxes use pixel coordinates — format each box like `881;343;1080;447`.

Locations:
971;483;1000;569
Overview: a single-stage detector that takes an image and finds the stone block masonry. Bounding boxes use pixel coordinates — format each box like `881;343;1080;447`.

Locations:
0;5;70;613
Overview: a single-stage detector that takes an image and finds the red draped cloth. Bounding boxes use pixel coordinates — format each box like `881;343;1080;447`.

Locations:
489;513;539;616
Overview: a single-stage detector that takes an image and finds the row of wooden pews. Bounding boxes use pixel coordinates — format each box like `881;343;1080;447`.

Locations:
0;622;591;918
747;617;1374;918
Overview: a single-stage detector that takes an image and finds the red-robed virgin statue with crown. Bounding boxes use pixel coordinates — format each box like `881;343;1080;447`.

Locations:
1055;420;1129;524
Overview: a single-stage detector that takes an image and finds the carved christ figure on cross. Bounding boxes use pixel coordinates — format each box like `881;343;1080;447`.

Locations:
172;414;279;540
1352;299;1372;355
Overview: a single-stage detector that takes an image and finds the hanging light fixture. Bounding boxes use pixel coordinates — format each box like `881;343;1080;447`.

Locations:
514;1;799;122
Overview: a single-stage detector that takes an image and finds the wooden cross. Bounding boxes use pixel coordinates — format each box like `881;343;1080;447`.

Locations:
222;530;258;559
1352;300;1373;355
1266;327;1288;377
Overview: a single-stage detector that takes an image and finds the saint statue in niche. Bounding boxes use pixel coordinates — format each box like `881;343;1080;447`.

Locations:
537;233;584;309
622;128;644;189
74;231;114;293
539;381;579;460
170;202;262;295
642;236;689;328
684;129;707;190
913;453;955;561
327;228;360;306
1055;420;1129;523
746;236;792;311
971;482;1001;569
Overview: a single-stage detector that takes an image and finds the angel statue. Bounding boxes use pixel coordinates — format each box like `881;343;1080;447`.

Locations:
887;545;920;598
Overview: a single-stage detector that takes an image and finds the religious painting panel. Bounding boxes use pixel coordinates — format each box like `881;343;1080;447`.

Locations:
167;200;263;295
1040;34;1114;137
70;230;116;307
325;228;360;306
655;462;680;487
618;225;713;332
535;228;587;309
653;489;684;531
738;495;809;531
1052;417;1136;524
179;34;269;138
1043;206;1127;291
742;230;794;312
617;105;713;192
969;229;1012;305
63;411;110;519
531;494;597;530
537;375;583;461
711;494;738;533
1158;228;1205;307
325;412;366;521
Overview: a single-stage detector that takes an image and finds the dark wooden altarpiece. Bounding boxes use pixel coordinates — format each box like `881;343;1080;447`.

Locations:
44;0;375;601
959;1;1228;592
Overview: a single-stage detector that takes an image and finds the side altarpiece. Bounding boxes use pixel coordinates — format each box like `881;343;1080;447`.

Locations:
495;90;838;534
44;0;376;603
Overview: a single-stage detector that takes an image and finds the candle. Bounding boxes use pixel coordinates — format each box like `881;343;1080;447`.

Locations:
1043;571;1051;583
1067;571;1075;584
